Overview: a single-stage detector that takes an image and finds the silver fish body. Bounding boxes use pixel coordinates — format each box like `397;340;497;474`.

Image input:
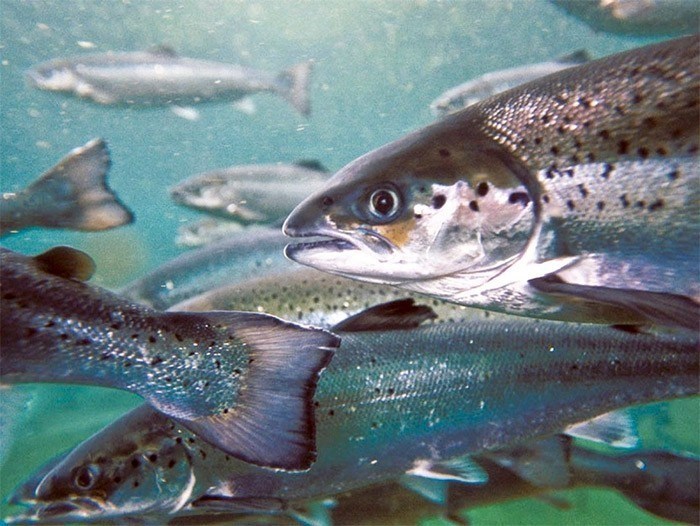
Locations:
0;139;133;236
26;48;313;115
120;226;292;309
7;313;698;523
0;246;339;470
284;35;700;329
171;161;329;225
430;50;590;117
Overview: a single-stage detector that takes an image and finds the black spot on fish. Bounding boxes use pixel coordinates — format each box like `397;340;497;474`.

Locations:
597;201;605;211
45;320;55;328
328;409;335;417
534;137;542;145
667;169;679;181
671;128;683;139
617;140;629;155
541;114;550;124
204;381;210;387
542;195;550;204
570;363;580;371
124;362;132;368
150;356;163;366
215;360;221;369
131;333;139;339
133;481;139;488
110;322;122;330
570;154;580;164
566;200;576;211
148;335;156;343
114;476;122;484
545;166;557;180
688;144;699;154
656;147;667;156
165;377;172;383
562;168;575;178
556;125;565;135
469;200;479;212
632;93;643;104
431;194;446;209
77;338;90;346
550;146;560;156
176;437;183;444
60;333;68;340
131;458;140;468
508;192;530;206
148;454;158;463
573;139;582;150
642;117;657;129
585;152;596;162
322;196;334;207
620;194;630;208
637;147;649;159
438;148;450;157
168;459;176;469
199;449;207;460
374;387;381;394
175;333;183;342
614;105;625;116
24;327;37;338
188;437;195;444
476;181;489;196
577;96;591;109
387;388;395;395
3;292;16;300
598;129;610;140
577;184;588;198
601;163;613;179
648;199;664;212
563;115;572;124
100;353;111;361
635;200;646;209
371;422;379;429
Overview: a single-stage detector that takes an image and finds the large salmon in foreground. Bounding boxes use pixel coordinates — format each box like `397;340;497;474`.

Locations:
284;35;700;329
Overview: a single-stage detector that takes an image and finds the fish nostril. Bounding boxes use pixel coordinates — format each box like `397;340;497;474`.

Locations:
321;196;334;208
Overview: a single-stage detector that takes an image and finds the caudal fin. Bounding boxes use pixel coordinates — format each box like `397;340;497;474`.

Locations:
277;61;313;116
24;138;134;232
163;311;339;471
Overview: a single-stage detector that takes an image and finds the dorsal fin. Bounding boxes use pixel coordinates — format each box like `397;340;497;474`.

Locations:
33;246;95;281
293;159;329;172
147;45;178;57
556;49;591;65
332;299;437;333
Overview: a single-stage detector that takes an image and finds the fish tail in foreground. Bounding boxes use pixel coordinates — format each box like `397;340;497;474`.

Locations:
165;310;338;471
276;61;313;116
0;139;133;236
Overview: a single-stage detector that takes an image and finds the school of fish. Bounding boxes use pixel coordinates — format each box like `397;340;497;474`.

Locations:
1;10;698;526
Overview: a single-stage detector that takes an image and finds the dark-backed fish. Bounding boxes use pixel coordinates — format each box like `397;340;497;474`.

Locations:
284;36;700;329
0;139;133;236
120;226;292;309
0;245;339;470
26;47;313;116
430;50;590;117
171;160;329;225
550;0;700;37
6;303;697;523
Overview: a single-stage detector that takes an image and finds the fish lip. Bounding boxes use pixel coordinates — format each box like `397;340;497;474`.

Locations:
285;226;396;259
5;497;105;524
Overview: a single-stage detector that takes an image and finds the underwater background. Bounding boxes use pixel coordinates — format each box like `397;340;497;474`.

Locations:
1;1;698;524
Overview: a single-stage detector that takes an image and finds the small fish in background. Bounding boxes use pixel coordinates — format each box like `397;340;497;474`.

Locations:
0;139;133;236
0;245;339;471
119;226;292;309
26;47;313;116
550;0;700;37
430;50;591;117
170;160;330;225
175;218;245;248
284;35;700;330
4;300;698;524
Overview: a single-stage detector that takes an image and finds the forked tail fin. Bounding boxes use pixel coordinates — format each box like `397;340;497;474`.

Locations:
277;61;313;116
20;138;133;232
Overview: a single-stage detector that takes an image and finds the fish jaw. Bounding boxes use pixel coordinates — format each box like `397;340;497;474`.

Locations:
283;131;539;289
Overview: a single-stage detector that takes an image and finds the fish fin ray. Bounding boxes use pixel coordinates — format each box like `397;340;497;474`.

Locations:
293;159;329;172
33;246;96;281
565;409;639;449
147;45;178;57
26;138;134;231
171;311;339;471
407;457;488;485
331;299;437;332
529;274;700;330
277;61;313;116
399;475;448;504
556;49;591;64
488;435;572;488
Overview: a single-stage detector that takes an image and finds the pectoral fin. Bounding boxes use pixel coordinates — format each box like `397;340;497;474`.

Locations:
565;409;639;449
332;299;437;332
407;457;488;485
529;275;700;330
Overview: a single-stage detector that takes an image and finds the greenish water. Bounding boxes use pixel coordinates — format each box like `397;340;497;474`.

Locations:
1;1;697;524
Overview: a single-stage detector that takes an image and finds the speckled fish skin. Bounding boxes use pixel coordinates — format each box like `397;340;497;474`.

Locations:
7;315;697;524
170;266;508;328
284;36;700;327
120;226;292;309
0;139;133;236
0;246;339;471
170;161;329;225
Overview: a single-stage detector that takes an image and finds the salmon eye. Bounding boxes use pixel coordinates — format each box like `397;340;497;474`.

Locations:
72;464;100;490
368;187;401;221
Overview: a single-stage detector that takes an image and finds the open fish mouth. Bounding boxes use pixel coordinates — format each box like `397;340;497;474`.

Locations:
284;227;396;263
5;498;105;524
